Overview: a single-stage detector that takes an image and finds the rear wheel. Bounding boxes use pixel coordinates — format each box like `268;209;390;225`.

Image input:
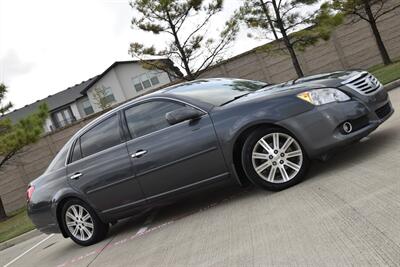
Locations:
241;127;309;191
61;199;108;246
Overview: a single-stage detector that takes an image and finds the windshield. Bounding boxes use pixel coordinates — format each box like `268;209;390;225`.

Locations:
167;79;268;106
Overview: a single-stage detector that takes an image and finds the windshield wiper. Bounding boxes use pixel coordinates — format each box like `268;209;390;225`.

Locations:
220;93;250;106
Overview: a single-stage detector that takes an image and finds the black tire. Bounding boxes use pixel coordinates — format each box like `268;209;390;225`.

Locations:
61;199;109;246
241;127;310;191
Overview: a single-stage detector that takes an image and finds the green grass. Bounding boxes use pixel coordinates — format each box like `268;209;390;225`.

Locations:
0;208;35;243
369;60;400;85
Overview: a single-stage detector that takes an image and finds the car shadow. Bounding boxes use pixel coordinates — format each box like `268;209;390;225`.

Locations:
307;127;397;179
108;184;259;239
103;128;397;240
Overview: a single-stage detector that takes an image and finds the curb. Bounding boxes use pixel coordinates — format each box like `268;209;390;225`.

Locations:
384;79;400;91
0;229;42;251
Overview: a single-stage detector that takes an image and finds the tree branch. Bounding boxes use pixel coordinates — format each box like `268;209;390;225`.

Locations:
194;30;235;76
375;3;400;21
182;12;215;48
0;150;16;171
175;6;191;33
131;54;184;80
278;0;283;10
280;5;297;20
373;0;385;20
353;10;370;22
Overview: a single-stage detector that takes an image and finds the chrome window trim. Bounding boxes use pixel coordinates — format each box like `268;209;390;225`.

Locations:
64;113;121;167
124;112;208;144
121;96;207;114
66;142;128;167
64;96;207;167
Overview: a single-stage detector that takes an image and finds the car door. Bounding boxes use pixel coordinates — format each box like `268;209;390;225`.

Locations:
123;98;229;200
67;113;145;214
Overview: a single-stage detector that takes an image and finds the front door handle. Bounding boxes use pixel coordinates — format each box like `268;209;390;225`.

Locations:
131;150;147;158
70;172;82;180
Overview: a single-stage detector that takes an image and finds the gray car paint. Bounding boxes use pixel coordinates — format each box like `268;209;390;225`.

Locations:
27;71;394;236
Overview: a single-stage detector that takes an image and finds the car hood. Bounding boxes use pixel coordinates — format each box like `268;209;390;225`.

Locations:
226;70;362;105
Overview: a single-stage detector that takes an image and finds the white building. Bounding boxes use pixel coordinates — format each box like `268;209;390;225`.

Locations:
1;59;178;133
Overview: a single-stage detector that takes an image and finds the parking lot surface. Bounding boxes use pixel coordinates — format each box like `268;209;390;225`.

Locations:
1;88;400;267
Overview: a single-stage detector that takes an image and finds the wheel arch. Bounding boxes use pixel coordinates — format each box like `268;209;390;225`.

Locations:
231;122;285;186
231;122;309;188
54;194;100;238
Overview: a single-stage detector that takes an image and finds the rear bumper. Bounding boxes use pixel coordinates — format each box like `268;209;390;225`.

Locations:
278;97;394;159
27;204;62;235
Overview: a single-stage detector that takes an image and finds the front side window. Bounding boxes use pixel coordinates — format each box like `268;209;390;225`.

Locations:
124;100;184;139
80;115;121;157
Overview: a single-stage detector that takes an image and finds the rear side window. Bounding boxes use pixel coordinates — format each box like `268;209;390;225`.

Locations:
124;100;184;139
70;140;82;163
45;143;69;173
80;115;121;158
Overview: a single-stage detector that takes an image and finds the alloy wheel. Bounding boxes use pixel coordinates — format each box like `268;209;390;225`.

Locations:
65;204;94;241
251;132;303;183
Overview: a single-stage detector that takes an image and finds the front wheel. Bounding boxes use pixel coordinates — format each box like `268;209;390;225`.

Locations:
241;127;309;191
61;199;109;246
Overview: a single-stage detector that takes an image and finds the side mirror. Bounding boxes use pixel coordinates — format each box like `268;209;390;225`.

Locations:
165;107;204;125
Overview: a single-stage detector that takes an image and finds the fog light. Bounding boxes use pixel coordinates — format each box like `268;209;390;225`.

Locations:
342;122;353;134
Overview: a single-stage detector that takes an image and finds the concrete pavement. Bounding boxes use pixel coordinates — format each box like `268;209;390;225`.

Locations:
1;88;400;267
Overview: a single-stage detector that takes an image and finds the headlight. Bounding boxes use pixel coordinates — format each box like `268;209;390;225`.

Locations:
297;88;350;106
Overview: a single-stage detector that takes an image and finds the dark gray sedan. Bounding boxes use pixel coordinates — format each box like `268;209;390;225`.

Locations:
27;71;393;245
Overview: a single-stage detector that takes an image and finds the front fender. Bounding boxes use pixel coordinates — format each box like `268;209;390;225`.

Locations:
211;96;313;161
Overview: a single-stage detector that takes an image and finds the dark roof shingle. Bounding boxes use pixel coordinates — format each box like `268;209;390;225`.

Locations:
1;76;97;123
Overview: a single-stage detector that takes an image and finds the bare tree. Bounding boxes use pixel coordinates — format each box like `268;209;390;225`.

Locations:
331;0;400;65
92;86;113;110
129;0;239;80
237;0;342;77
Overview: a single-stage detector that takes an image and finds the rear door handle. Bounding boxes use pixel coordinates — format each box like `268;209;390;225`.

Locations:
131;150;147;158
70;172;82;180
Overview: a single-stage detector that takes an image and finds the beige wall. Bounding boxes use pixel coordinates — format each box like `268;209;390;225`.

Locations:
85;63;172;113
0;117;97;214
87;69;128;113
199;7;400;83
113;63;171;100
1;6;400;213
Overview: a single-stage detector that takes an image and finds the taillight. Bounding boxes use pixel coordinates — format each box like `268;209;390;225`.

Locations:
27;186;35;202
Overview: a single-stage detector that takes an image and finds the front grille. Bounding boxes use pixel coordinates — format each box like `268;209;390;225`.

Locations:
341;71;382;96
376;103;391;119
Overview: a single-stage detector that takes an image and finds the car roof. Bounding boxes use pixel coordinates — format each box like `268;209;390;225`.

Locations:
70;78;265;141
161;78;257;93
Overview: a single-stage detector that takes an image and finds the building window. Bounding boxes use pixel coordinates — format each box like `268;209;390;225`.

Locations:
102;87;116;104
92;86;116;110
82;99;94;115
132;71;161;92
150;76;160;85
51;107;76;129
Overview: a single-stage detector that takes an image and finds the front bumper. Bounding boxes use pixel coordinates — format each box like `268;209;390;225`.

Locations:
278;92;394;159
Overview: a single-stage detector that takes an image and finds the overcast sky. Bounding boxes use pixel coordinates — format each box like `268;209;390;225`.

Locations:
0;0;266;110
